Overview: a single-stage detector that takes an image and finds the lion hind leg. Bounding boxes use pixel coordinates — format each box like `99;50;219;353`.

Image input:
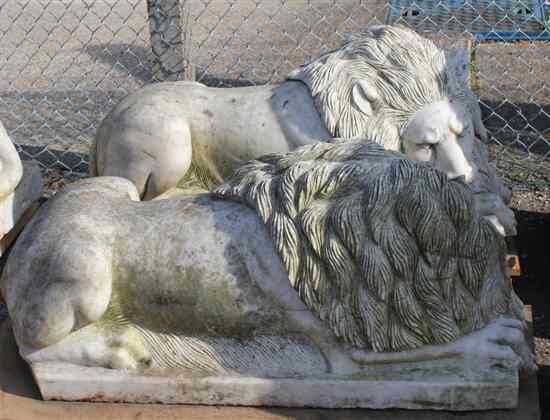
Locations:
96;111;194;200
21;322;152;370
141;120;193;200
9;241;113;352
18;279;151;370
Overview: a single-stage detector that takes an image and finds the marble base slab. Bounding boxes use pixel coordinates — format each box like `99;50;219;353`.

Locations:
31;357;518;410
0;320;539;419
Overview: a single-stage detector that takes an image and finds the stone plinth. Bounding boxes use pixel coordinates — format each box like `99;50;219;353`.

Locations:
30;355;518;410
0;319;540;420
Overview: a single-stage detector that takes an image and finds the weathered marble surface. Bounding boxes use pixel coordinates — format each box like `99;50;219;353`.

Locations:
0;121;23;200
1;140;531;409
32;358;518;410
0;317;539;419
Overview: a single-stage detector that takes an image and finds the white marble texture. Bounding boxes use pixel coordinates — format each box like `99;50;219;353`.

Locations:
32;357;518;410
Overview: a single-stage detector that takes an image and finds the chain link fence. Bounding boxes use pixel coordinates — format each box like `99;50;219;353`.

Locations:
1;0;549;192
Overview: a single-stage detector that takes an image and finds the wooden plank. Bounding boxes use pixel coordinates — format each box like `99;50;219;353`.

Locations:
508;254;522;277
0;200;41;256
506;236;522;277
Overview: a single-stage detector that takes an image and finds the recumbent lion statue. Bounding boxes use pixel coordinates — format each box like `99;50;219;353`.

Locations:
3;139;532;379
90;25;513;234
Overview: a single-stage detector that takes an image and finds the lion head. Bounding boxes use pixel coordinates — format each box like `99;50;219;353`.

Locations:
215;139;523;352
288;25;488;187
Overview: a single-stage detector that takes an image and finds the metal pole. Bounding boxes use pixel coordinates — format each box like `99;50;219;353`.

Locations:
147;0;194;82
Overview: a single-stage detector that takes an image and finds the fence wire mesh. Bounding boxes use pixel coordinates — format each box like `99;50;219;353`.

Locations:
0;0;549;192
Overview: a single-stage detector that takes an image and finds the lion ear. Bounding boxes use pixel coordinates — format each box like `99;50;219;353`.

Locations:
447;49;470;86
352;80;378;116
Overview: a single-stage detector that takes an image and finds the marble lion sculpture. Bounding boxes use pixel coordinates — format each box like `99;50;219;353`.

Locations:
0;121;24;202
90;25;511;231
0;121;42;241
2;139;532;377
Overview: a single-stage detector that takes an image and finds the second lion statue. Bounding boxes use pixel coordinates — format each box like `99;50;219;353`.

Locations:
90;26;510;220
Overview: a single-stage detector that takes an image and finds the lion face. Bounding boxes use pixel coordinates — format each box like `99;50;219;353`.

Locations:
288;25;488;186
401;101;476;183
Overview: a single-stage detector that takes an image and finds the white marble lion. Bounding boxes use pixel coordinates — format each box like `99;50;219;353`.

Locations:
0;121;42;241
2;140;532;377
90;26;509;211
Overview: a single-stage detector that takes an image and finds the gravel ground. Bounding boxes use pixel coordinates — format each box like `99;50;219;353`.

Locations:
476;40;550;191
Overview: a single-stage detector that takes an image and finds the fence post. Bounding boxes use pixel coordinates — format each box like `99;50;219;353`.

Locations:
147;0;195;82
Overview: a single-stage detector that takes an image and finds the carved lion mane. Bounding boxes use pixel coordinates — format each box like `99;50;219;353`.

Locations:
288;25;475;150
215;139;522;352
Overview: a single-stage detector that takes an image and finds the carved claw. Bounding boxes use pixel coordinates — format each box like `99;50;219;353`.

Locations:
459;317;536;373
349;316;535;373
474;192;517;236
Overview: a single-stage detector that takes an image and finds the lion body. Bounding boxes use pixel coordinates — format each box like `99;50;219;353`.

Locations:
92;81;331;198
91;25;498;201
2;140;519;374
3;180;302;349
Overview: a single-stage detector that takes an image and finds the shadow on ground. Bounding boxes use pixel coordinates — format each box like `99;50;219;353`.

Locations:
84;43;264;87
512;209;550;417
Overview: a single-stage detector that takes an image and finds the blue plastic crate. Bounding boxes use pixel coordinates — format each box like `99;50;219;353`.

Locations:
386;0;550;39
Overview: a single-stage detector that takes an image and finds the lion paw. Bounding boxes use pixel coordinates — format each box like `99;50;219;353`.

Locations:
463;317;535;372
107;329;152;370
475;192;517;236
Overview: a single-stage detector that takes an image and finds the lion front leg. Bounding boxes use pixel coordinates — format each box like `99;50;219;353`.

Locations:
284;309;362;375
474;192;517;236
241;236;363;375
350;317;535;373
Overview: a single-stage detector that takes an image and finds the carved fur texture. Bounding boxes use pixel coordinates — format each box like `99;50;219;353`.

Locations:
288;25;475;150
215;139;519;352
